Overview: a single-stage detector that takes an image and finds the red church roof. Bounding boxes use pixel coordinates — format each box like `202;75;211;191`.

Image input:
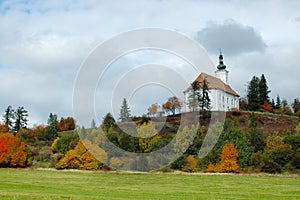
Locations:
184;72;239;97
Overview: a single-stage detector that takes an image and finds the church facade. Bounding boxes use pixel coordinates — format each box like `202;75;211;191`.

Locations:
183;53;239;112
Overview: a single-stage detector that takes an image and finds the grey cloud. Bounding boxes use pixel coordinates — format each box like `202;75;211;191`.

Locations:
294;16;300;22
197;20;267;56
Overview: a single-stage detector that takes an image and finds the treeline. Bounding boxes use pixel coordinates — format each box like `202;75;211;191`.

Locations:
240;74;300;115
1;106;300;173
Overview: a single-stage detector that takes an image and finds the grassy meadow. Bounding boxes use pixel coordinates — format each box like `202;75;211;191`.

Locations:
0;169;299;199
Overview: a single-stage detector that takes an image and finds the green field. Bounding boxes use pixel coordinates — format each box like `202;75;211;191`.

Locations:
0;169;299;199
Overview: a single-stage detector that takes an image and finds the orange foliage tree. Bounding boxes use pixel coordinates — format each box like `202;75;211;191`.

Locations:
57;117;76;132
0;133;31;167
182;155;197;172
162;96;182;115
0;124;9;133
207;143;240;173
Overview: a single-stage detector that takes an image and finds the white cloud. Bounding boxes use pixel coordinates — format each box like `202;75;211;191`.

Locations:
0;0;299;126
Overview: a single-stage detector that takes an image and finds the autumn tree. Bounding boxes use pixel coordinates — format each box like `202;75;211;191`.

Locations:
188;80;201;111
3;105;14;131
0;133;32;167
281;99;292;115
55;140;106;170
57;117;75;132
182;155;197;172
119;98;131;122
162;96;182;115
207;143;240;173
137;122;160;153
147;103;159;117
263;135;293;168
14;106;28;131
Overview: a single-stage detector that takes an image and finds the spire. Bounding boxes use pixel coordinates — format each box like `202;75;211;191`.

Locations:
217;50;226;70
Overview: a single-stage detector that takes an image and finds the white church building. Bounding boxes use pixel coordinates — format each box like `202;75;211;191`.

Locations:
183;52;239;112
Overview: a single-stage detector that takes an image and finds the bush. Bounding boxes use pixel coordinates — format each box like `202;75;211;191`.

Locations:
260;160;281;174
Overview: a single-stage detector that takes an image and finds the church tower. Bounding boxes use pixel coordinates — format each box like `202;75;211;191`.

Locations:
215;51;229;84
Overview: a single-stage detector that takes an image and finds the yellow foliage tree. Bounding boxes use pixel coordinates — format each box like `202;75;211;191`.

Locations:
137;122;160;153
55;140;105;170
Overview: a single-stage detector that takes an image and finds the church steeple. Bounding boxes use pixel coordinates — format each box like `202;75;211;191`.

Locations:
217;50;226;70
215;50;229;84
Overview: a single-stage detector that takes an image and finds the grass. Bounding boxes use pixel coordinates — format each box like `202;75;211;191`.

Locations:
0;169;299;199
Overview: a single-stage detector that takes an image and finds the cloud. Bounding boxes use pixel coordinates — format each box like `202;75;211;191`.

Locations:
197;19;267;56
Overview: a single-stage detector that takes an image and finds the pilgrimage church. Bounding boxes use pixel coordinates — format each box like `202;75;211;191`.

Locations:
183;52;239;111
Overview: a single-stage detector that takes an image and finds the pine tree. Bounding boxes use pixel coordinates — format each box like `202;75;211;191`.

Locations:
258;74;270;104
275;95;281;109
14;106;28;131
45;113;58;140
247;76;260;111
199;78;211;111
119;98;131;122
3;105;14;131
246;113;265;152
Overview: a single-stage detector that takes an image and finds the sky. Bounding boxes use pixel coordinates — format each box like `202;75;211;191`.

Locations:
0;0;300;127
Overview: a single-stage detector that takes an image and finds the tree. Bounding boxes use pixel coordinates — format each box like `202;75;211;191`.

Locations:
91;119;97;129
207;143;240;173
147;103;159;117
0;133;31;167
45;113;58;140
101;113;116;132
247;76;260;111
119;98;131;122
199;78;211;111
281;99;292;115
3;105;14;131
275;95;281;109
182;155;197;172
137;122;160;153
162;96;182;115
14;106;28;131
263;135;293;168
292;98;300;114
57;117;75;131
258;74;270;104
246;113;265;152
188;80;201;111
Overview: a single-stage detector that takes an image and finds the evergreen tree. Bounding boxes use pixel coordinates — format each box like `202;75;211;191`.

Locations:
14;106;28;131
101;113;116;132
199;78;211;111
247;76;260;111
119;98;131;122
292;98;300;113
275;95;281;109
91;119;97;129
45;113;58;140
3;105;14;131
258;74;270;104
246;113;265;152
